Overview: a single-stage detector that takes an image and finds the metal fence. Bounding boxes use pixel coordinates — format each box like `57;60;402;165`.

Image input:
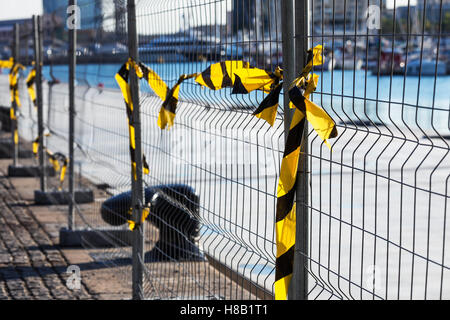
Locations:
0;0;449;300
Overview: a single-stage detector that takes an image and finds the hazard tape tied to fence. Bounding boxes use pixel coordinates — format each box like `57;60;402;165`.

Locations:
115;47;337;298
9;61;25;107
194;45;337;299
275;45;337;300
0;58;14;69
8;60;25;146
115;58;150;180
46;150;68;190
137;63;198;130
25;65;37;109
127;206;150;231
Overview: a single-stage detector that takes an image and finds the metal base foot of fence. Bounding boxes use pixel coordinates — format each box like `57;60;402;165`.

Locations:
34;189;94;205
59;227;133;247
7;164;56;177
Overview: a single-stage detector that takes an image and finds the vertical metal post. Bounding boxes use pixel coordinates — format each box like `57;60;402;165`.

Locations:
12;24;19;166
281;0;295;139
34;15;46;192
291;0;309;300
127;0;145;300
68;0;77;230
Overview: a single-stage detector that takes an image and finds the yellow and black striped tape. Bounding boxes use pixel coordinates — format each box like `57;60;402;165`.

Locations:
9;61;25;107
0;58;14;69
115;59;150;180
273;45;337;300
127;206;150;231
26;66;37;109
9;102;18;145
195;61;283;126
274;105;305;300
46;150;69;190
195;60;280;95
157;73;197;130
252;81;283;127
138;62;197;130
9;60;25;146
32;132;51;157
32;136;39;156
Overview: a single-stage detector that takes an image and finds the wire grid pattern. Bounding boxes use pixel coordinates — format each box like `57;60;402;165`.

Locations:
2;0;448;300
306;0;449;299
135;0;283;300
42;1;135;290
16;23;40;167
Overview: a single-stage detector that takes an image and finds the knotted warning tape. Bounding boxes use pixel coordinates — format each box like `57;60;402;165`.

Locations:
46;150;69;190
127;206;150;231
115;59;150;181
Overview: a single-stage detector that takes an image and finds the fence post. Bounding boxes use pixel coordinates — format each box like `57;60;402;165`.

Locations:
281;0;295;137
127;0;145;300
12;24;19;167
33;15;46;192
68;0;77;230
291;0;309;300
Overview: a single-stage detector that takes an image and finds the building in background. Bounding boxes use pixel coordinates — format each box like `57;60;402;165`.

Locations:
0;18;32;60
114;0;127;36
231;0;282;38
43;0;103;30
311;0;378;35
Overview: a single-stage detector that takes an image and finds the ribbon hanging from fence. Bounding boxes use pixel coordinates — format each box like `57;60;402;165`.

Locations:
273;45;337;300
8;60;25;146
137;62;198;130
194;45;336;299
9;61;25;107
32;131;51;157
115;59;150;180
195;61;283;126
25;64;37;109
46;150;69;190
32;136;39;156
0;58;14;69
194;60;280;94
127;206;150;231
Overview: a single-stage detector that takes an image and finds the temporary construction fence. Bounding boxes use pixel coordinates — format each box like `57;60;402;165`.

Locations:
0;0;448;300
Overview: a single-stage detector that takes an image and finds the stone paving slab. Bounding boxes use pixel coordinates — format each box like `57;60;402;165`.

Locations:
0;129;267;300
0;157;132;300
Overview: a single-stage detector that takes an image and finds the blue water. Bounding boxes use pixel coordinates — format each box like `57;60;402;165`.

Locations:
42;63;450;132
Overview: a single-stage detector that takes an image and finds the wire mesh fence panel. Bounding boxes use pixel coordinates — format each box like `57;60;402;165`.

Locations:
306;0;449;300
0;0;448;301
39;1;135;291
134;0;283;300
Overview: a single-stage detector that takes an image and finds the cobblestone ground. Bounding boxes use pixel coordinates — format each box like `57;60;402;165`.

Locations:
0;176;95;300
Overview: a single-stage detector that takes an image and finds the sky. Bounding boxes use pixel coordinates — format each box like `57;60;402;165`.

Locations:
0;0;43;21
0;0;418;22
386;0;417;8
